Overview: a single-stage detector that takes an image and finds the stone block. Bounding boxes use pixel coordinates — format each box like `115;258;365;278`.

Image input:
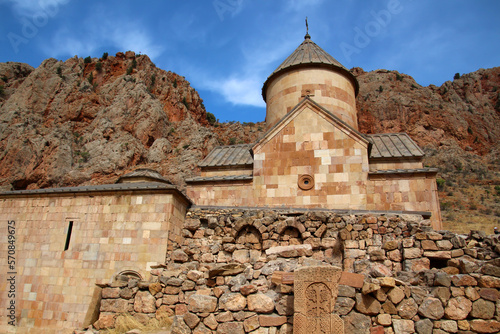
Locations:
264;244;313;257
259;315;287;327
436;240;453;250
444;296;472;320
102;287;121;299
338;285;356;297
397;298;418;319
243;315;260;332
216;321;244;334
418;297;444;320
438;320;457;333
403;248;421;259
232;249;250;263
423;251;451;259
387;286;405;304
100;299;130;313
134;291;157;313
382;240;399;251
387;249;402;262
479;288;500;301
355;293;381;315
433;287;451;306
334;297;355;315
338;271;364;288
434;272;451;287
469;320;500;333
219;292;246;312
377;313;392;326
451;274;477;286
471;299;495;319
421;240;438;250
183;312;200;329
478;275;500;288
187;295;217;313
415;318;433;334
404;258;430;272
247;293;274;313
392;319;415;334
482;264;500;277
343;312;371;334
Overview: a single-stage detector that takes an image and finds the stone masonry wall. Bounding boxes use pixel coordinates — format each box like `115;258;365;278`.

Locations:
0;190;188;334
92;208;500;334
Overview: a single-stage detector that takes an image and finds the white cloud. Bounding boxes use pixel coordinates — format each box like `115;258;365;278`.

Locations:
218;76;265;107
108;25;163;59
190;37;297;108
3;0;71;17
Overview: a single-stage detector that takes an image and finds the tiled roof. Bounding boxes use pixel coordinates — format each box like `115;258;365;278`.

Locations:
369;168;439;175
116;168;171;184
185;175;253;183
199;144;253;168
263;34;359;100
0;182;192;203
198;126;425;173
367;133;425;159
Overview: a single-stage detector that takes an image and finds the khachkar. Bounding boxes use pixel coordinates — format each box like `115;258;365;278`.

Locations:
293;266;344;334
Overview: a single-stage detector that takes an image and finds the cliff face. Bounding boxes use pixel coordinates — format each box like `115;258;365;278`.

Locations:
354;67;500;155
0;52;222;190
0;54;498;232
353;67;500;232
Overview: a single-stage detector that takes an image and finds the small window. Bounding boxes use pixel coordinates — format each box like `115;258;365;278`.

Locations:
298;174;314;190
64;221;74;251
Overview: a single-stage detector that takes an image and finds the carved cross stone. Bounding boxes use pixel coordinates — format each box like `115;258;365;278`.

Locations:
293;266;344;334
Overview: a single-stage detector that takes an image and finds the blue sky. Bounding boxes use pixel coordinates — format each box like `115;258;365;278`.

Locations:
1;0;499;123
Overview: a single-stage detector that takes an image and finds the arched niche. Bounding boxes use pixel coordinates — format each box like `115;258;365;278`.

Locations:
113;269;143;284
236;225;263;250
279;226;303;246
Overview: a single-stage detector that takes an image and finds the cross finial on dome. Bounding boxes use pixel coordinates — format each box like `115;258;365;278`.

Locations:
305;17;310;39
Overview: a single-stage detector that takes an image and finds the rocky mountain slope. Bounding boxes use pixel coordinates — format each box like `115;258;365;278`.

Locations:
0;52;232;189
354;67;500;233
0;53;498;232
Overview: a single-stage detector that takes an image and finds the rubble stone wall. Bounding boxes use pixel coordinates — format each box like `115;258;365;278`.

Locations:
94;208;500;334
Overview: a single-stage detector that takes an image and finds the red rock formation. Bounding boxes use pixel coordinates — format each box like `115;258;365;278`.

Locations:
354;67;500;156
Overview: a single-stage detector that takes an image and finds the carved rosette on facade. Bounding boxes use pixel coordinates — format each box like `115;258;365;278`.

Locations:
294;266;344;334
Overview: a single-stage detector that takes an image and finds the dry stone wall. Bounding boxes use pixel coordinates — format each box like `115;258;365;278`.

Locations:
91;208;500;334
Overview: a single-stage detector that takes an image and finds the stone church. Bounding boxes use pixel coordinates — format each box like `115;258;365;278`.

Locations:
0;33;442;333
186;33;441;228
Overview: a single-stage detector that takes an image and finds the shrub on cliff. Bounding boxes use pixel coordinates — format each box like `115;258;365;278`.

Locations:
206;112;216;125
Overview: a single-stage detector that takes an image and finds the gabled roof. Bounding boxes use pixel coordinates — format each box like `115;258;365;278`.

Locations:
262;34;359;101
198;144;253;168
367;133;425;159
253;96;370;153
0;182;193;204
195;101;426;172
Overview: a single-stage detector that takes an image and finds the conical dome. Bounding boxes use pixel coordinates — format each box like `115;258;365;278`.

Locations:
262;34;360;130
262;34;359;102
